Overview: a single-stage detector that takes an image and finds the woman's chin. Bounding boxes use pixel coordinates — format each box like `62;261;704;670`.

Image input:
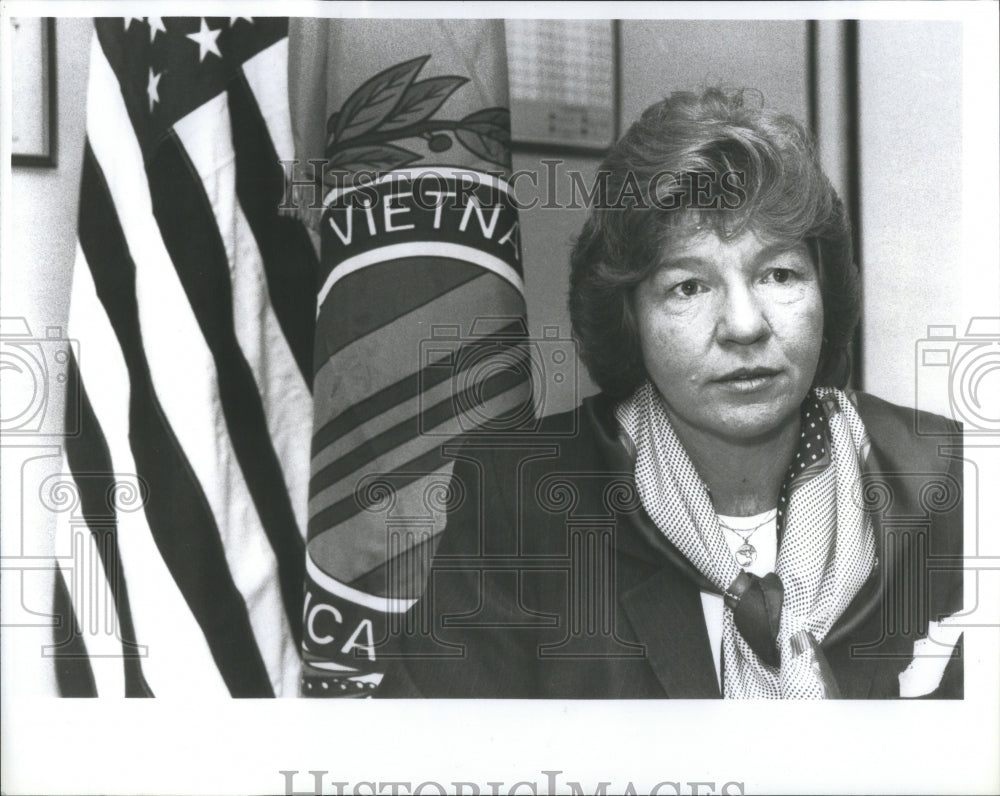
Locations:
701;404;801;445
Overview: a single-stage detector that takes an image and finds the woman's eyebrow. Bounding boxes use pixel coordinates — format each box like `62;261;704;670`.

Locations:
656;255;711;271
751;242;809;267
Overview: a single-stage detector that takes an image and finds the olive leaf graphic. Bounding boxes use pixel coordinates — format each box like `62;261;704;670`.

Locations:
454;107;511;166
380;76;469;133
325;56;511;169
332;55;429;144
324;144;422;179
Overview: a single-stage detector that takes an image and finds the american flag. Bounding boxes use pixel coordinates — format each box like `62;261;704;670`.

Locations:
54;17;317;696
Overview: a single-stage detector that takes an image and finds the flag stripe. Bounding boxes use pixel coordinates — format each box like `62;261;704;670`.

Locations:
240;36;296;159
171;91;311;538
314;257;481;362
55;517;126;696
77;142;274;696
312;317;527;453
144;130;306;648
70;240;231;697
228;70;317;386
309;351;531;498
52;566;98;698
64;352;152;697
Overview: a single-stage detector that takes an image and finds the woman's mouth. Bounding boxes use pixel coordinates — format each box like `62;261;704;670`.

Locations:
713;368;782;393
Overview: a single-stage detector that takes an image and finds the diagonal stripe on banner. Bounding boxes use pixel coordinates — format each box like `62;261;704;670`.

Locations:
312;272;526;433
307;382;528;541
309;346;528;483
313;257;481;362
309;351;530;499
312;315;527;454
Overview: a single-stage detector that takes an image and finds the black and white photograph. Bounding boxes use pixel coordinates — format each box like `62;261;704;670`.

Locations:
1;2;998;794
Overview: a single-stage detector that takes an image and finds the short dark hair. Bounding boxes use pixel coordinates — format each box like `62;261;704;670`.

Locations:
569;87;859;398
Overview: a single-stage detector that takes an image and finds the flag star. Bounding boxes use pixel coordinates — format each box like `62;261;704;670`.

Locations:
147;17;166;42
186;18;222;62
124;17;142;30
229;16;253;25
147;67;162;112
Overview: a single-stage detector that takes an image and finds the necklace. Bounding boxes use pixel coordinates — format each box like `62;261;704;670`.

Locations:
718;513;774;568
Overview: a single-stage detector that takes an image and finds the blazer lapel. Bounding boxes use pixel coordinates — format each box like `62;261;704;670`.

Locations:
585;392;722;698
824;418;908;649
620;566;721;698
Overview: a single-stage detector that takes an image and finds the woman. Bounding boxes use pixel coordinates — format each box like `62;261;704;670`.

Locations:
377;87;963;698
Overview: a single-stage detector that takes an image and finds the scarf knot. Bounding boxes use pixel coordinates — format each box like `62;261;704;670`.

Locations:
726;571;784;667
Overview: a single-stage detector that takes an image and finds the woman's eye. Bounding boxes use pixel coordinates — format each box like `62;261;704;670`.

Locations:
671;279;703;298
767;268;794;284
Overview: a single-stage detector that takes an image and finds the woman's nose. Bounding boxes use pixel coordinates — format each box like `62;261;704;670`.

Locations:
716;283;770;345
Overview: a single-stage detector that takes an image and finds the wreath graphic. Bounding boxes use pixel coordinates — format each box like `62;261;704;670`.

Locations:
324;55;511;176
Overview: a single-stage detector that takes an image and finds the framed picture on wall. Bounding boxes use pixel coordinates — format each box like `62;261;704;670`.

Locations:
11;17;57;167
506;19;619;154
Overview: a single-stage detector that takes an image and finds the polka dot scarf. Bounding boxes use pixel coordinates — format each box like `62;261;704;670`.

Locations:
616;382;877;698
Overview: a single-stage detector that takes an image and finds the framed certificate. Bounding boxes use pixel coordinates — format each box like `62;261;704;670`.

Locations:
506;19;619;154
11;17;57;167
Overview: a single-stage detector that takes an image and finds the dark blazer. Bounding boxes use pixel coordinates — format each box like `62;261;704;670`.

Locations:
377;392;964;698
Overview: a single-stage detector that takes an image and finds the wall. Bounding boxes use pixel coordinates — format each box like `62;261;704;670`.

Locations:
5;17;91;338
2;17;92;698
620;20;808;123
857;21;981;416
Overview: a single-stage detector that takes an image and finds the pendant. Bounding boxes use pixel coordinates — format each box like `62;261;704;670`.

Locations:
735;542;757;568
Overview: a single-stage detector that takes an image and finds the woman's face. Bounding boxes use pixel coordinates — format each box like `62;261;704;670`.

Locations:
633;229;824;444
